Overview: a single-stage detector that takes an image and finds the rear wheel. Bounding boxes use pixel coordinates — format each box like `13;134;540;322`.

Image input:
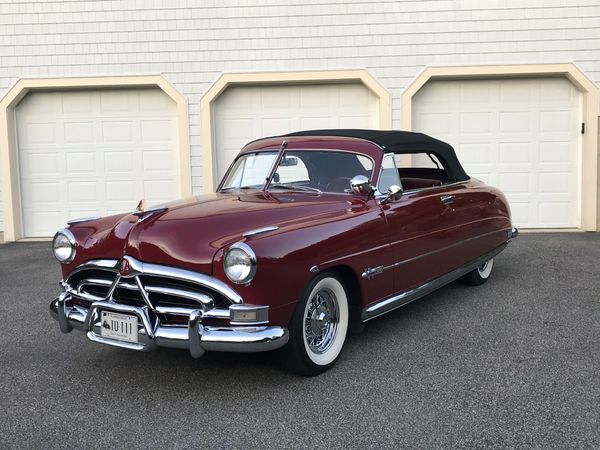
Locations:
285;272;349;376
460;258;494;286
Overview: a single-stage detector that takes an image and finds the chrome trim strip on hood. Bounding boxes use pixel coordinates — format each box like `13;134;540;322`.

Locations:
242;225;279;237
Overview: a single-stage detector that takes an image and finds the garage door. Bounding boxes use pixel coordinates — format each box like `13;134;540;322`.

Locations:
16;89;180;237
213;83;379;182
412;78;581;228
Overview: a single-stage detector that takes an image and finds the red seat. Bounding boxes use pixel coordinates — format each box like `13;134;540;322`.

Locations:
401;177;442;190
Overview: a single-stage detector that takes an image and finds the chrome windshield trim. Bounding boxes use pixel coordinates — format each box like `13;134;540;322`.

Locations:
219;148;376;193
242;225;280;237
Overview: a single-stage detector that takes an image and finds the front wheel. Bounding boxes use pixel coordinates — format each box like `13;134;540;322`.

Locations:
285;272;349;376
460;258;494;286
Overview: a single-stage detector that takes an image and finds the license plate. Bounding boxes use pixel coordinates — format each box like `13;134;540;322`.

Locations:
100;311;138;343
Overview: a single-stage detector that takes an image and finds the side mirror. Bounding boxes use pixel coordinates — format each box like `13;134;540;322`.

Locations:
381;185;403;204
350;175;374;196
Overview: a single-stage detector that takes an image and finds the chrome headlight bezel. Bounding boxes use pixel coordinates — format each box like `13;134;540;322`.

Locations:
223;242;257;285
52;228;77;264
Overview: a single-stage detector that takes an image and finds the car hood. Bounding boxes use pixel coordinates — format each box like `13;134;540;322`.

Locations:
75;191;359;275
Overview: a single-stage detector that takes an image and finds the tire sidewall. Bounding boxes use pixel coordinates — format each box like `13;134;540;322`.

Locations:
288;271;350;374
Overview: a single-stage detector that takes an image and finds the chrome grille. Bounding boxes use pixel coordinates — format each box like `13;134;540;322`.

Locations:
64;258;238;322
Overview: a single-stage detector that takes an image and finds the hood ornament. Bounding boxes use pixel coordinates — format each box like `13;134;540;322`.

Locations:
132;199;168;222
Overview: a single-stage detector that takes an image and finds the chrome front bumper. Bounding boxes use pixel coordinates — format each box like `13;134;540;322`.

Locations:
49;294;289;358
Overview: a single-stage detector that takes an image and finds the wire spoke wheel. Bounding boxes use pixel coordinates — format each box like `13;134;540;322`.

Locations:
287;273;350;375
304;288;339;354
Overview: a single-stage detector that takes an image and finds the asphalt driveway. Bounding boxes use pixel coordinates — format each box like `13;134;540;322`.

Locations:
0;233;599;449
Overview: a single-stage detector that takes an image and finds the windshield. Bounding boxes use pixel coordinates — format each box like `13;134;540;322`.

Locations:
220;150;374;193
221;152;277;190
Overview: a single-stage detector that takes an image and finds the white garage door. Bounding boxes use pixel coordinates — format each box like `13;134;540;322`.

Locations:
16;89;180;237
413;78;581;229
213;83;379;182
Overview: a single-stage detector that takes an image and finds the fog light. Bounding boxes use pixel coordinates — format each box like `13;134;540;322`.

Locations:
230;304;269;325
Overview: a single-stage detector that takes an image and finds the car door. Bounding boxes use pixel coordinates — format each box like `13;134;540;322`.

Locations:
378;154;463;295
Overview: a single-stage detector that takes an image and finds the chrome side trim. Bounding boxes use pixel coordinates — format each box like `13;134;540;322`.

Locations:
361;228;510;280
361;243;507;322
361;265;384;279
242;225;279;237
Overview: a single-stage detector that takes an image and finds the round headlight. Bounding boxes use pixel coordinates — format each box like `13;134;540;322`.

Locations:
52;229;76;263
223;242;256;284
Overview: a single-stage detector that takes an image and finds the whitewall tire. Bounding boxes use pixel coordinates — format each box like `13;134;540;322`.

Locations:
460;258;494;286
286;272;349;375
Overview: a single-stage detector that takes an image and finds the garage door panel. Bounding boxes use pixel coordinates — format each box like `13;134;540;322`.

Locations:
67;182;97;203
142;150;174;171
498;142;531;164
499;111;531;133
100;91;131;112
540;110;573;132
144;180;176;202
498;173;531;194
21;153;60;175
65;152;96;174
16;89;180;237
539;202;573;226
413;78;580;228
102;121;134;142
141;119;176;142
214;83;378;181
64;121;94;144
417;113;452;134
299;117;330;130
539;141;571;162
22;181;62;205
62;92;93;113
458;143;492;164
22;123;57;145
460;112;491;134
459;83;491;103
261;117;293;136
338;84;371;106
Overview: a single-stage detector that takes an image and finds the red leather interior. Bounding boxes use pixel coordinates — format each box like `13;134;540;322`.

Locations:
401;177;442;190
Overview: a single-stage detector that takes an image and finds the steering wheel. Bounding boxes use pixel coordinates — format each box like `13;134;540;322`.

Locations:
325;177;352;193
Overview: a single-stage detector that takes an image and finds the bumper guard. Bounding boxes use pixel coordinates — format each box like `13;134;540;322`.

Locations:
49;295;289;358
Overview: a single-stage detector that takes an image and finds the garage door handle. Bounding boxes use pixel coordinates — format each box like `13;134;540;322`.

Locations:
440;195;454;205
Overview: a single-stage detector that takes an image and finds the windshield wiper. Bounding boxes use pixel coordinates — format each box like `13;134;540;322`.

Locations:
220;186;255;192
269;184;322;194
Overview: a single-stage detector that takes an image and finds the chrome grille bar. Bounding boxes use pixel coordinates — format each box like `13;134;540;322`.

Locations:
65;258;242;304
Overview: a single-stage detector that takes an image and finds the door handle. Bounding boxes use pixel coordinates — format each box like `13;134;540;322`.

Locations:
440;195;454;205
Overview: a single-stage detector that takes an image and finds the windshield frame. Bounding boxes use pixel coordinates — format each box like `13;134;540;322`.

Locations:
218;148;376;194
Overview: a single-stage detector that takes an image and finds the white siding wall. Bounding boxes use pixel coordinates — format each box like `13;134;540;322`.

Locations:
1;0;600;232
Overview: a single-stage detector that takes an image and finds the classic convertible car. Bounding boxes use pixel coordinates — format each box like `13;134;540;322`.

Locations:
50;129;517;375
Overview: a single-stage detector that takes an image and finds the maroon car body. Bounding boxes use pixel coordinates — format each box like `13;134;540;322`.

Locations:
50;129;517;375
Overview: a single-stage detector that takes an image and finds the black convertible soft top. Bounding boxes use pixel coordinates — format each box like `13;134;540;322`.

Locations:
284;129;470;182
